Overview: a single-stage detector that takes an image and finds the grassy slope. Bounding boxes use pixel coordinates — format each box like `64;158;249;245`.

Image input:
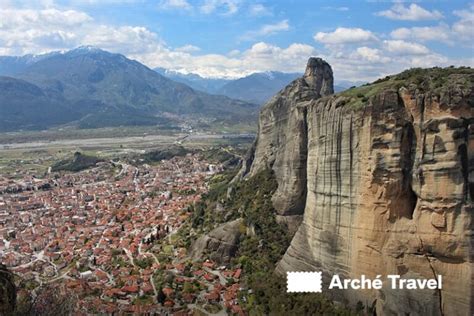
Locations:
339;66;473;110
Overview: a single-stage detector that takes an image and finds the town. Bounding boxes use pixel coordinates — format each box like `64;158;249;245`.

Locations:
0;152;245;314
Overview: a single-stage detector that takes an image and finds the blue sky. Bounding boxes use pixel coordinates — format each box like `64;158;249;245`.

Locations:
0;0;473;81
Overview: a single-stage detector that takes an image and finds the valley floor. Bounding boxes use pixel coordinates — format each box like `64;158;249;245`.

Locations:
0;130;252;314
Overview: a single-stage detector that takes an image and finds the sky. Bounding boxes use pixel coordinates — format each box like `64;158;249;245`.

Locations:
0;0;473;81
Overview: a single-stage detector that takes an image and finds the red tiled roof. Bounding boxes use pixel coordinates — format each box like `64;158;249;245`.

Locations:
205;292;220;302
163;299;175;307
121;285;139;293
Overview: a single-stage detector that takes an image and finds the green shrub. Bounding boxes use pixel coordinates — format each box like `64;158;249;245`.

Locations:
135;257;154;269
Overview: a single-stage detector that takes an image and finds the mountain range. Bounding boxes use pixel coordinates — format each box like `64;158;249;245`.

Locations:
155;68;357;104
0;51;61;76
0;46;362;132
0;47;258;132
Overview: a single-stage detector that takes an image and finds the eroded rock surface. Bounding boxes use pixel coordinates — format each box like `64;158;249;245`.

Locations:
242;59;474;315
247;57;333;216
189;218;243;264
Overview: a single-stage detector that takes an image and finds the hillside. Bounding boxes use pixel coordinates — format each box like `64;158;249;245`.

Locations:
0;76;76;131
0;47;258;131
216;71;300;104
154;68;229;93
0;52;60;76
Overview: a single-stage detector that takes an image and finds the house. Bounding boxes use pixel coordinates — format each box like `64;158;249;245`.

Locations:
231;305;245;316
182;293;196;303
203;273;216;282
203;261;215;269
163;300;175;308
205;292;220;303
121;285;139;294
79;270;93;280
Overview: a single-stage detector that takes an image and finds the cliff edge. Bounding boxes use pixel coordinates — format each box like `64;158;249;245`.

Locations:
241;58;474;315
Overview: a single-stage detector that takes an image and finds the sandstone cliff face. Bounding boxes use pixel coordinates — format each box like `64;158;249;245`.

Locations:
246;58;333;217
243;59;473;315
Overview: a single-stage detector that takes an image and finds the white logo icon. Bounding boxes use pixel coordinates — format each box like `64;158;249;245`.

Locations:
287;272;322;293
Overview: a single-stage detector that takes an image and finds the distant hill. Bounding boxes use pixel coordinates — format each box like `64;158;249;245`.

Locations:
335;79;366;91
154;68;229;94
0;76;76;131
0;51;60;76
216;71;301;104
0;47;258;131
155;69;362;104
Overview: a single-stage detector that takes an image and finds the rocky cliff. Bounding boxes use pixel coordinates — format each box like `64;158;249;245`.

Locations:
0;264;16;314
241;58;473;315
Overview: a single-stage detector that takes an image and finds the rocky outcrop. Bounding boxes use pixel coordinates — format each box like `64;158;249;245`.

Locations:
0;264;16;315
246;58;333;217
242;59;474;315
189;218;243;264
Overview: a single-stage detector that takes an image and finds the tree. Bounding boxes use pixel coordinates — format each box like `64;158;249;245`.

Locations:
157;287;166;304
183;282;194;294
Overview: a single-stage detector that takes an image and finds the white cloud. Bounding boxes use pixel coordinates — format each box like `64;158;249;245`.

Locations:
0;6;165;56
0;5;310;79
241;20;289;40
376;4;443;21
82;25;161;54
200;0;240;15
317;45;471;83
322;6;349;12
0;2;472;83
0;0;46;9
69;0;144;4
453;4;474;41
0;8;92;54
383;40;430;55
175;44;200;52
248;3;271;16
408;53;450;68
160;0;192;10
314;27;377;45
390;24;451;43
133;42;316;78
0;8;92;28
389;4;473;45
227;49;240;57
260;20;289;35
355;46;390;63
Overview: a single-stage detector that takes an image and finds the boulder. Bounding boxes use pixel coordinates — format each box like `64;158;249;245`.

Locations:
189;218;243;264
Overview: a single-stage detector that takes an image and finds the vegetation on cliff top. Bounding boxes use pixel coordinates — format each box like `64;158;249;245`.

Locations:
340;66;473;110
